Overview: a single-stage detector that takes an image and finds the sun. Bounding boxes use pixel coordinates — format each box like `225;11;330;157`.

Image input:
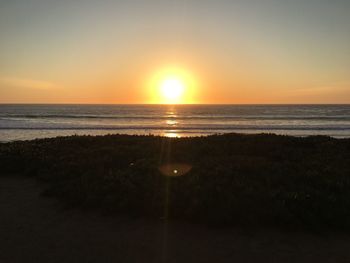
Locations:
160;78;185;103
147;66;197;104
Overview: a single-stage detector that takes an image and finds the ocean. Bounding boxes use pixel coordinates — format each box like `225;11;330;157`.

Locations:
0;104;350;142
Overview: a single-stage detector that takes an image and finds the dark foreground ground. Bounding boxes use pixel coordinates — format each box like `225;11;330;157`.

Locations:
1;133;350;229
1;133;350;262
1;175;350;263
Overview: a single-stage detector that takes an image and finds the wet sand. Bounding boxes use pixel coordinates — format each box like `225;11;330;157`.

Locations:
1;175;350;263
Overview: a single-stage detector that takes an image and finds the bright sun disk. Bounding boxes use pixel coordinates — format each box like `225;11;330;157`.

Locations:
160;78;185;102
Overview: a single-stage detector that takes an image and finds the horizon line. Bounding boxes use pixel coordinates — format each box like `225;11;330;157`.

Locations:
0;103;350;106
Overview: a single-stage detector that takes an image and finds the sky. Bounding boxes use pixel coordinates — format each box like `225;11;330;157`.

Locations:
0;0;349;104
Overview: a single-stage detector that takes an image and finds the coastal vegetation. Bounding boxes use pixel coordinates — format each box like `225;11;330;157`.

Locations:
1;134;350;231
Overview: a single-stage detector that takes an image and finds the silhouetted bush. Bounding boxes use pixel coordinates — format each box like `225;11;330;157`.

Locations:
1;133;350;231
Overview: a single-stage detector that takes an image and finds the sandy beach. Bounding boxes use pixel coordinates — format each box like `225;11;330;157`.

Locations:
1;174;350;263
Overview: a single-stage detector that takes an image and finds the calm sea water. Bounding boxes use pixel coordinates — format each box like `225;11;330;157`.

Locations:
0;104;350;142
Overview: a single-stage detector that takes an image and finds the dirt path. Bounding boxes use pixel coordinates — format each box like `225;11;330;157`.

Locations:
1;175;350;263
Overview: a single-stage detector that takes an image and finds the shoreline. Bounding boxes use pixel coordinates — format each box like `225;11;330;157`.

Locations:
1;104;350;142
1;131;350;144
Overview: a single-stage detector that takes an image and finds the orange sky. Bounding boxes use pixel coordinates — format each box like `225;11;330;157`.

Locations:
0;0;349;104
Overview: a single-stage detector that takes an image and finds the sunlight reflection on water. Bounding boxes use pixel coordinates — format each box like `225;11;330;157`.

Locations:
166;120;178;126
163;106;181;137
163;132;180;138
2;104;350;142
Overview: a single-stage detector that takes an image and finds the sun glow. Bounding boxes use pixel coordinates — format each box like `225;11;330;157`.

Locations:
147;67;198;104
160;78;185;103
